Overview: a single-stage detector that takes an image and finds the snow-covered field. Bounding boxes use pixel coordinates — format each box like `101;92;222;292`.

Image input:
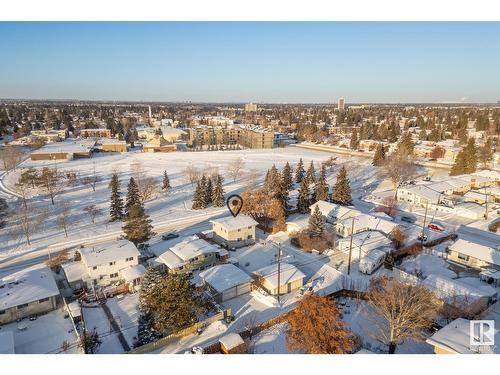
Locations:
1;148;377;268
0;307;82;354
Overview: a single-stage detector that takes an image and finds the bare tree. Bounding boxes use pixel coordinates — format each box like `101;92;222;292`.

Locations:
389;225;406;249
14;177;30;209
46;248;71;269
183;165;201;186
36;167;62;205
368;277;440;354
56;201;75;238
83;204;103;224
379;154;418;198
12;204;47;245
238;312;259;340
131;161;158;202
0;145;22;171
227;157;245;182
244;168;260;191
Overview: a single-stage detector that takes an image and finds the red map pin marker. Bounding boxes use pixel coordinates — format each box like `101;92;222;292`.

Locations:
226;194;243;217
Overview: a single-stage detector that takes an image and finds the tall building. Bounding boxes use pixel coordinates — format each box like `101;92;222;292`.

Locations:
338;97;345;111
188;124;274;149
245;102;258;112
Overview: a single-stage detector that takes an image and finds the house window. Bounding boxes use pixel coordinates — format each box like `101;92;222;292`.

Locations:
458;253;470;261
39;297;50;303
247;235;253;239
125;257;134;262
109;261;116;266
93;266;97;270
237;237;242;241
248;226;252;229
110;273;118;278
238;229;241;232
0;310;5;315
17;303;29;310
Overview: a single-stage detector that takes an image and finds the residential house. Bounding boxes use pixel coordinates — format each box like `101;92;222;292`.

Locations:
253;263;305;295
0;264;59;325
336;213;398;238
211;215;258;249
309;201;359;224
337;231;393;261
158;237;219;274
447;239;500;271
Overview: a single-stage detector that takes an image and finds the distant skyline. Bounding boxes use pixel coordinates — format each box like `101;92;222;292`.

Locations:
0;22;499;103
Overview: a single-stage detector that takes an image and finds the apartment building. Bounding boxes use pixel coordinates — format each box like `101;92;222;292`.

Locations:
188;124;274;149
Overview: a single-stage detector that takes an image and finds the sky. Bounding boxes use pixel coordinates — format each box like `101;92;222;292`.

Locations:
0;22;499;103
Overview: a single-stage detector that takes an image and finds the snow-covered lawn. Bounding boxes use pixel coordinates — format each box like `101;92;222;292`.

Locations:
82;305;124;354
252;322;293;354
400;253;457;279
0;307;82;354
106;293;140;348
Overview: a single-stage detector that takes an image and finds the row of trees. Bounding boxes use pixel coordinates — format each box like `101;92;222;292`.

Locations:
191;174;225;210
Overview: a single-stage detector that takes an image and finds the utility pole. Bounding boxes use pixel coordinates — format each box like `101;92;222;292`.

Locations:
420;201;429;245
347;216;355;275
277;241;282;305
484;186;489;220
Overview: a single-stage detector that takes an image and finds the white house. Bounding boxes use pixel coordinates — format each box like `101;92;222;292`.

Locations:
158;237;219;274
199;264;253;302
62;239;140;289
0;264;59;325
447;239;500;271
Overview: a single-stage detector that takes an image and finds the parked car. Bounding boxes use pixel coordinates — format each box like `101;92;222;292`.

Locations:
162;233;179;241
401;215;416;224
418;233;428;242
138;243;150;250
427;222;445;232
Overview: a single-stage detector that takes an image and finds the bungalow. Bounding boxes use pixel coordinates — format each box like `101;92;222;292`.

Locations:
335;213;398;238
0;264;59;325
426;318;500;354
337;231;393;261
309;201;359;224
62;239;140;289
253;263;305;295
211;215;258;249
447;239;500;271
199;264;253;302
158;237;219;274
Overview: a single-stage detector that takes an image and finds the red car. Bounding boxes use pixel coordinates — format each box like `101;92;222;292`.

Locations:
427;223;445;232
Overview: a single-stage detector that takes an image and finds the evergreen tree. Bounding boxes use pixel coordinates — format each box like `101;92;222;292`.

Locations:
265;164;280;192
205;177;213;205
331;166;352;205
125;177;141;216
282;162;293;192
191;180;206;209
313;165;329;202
274;175;289;211
0;197;7;229
122;204;154;245
372;144;386;166
350;129;359;149
295;158;305;183
308;205;325;237
109;173;124;221
396;132;414;157
212;174;225;207
450;138;478;176
162;170;171;191
297;178;311;214
305;161;316;184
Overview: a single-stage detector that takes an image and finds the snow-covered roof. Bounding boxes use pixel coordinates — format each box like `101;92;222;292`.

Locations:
67;301;81;318
199;264;253;293
423;274;497;302
120;264;146;282
98;138;127;145
210;215;258;231
0;264;59;311
79;240;139;268
0;331;15;354
338;231;392;253
158;250;184;269
456;225;500;249
219;333;245;350
426;318;499;354
309;201;359;220
31;139;95;155
158;237;219;268
61;261;88;283
254;263;305;289
464;190;487;200
472;170;500;181
399;185;441;203
448;239;500;267
338;213;398;235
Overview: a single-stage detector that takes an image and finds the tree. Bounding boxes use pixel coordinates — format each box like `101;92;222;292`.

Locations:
297;178;311;214
80;328;102;354
313;164;329;202
389;225;406;249
380;153;418;195
375;196;399;217
46;248;70;268
227;157;245;182
125;177;141;216
20;167;38;189
295;158;305;183
83;204;102;224
264;164;280;192
36;167;60;205
140;272;210;335
308;205;324;237
14;176;30;209
56;201;74;237
80;162;101;192
372;144;386;166
305;161;316;184
429;146;445;159
184;165;201;186
0;197;7;228
191;180;206;210
241;188;285;231
109;173;124;221
368;277;440;354
350;128;359;149
331;166;352;205
281;162;293;192
396;132;415;157
13;204;46;245
212;174;225;207
0;145;22;171
478;137;494;167
122;204;154;245
204;176;213;205
162;170;171;192
450;138;477;176
287;294;358;354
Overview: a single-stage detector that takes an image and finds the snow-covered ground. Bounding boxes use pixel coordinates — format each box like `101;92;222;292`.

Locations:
0;307;82;354
252;322;293;354
105;294;140;348
82;305;124;354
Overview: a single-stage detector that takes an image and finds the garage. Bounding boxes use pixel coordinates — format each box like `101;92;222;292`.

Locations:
199;264;253;303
